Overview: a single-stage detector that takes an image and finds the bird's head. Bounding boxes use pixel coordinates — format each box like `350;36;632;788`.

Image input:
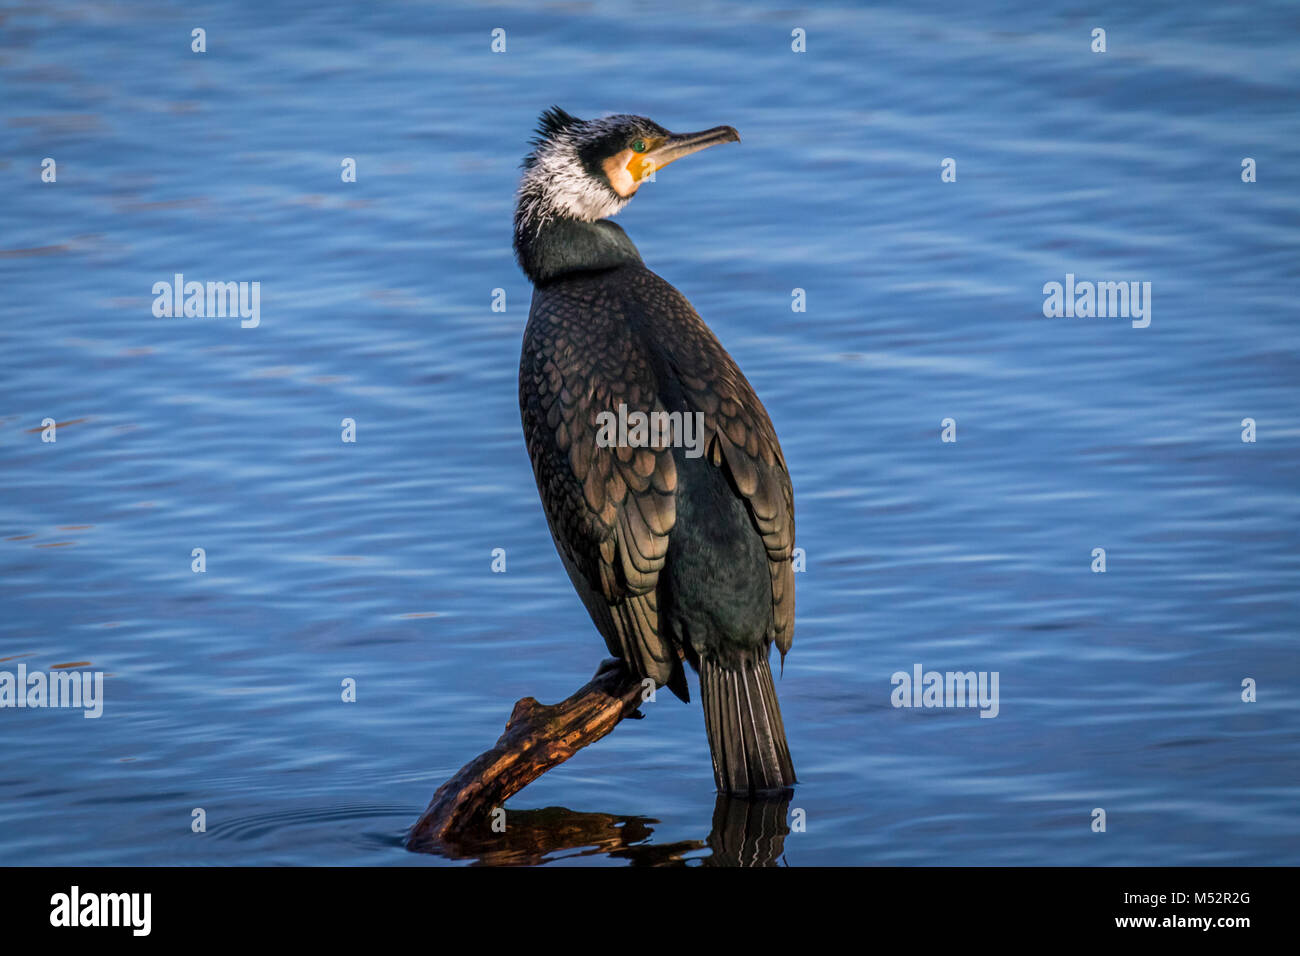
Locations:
515;107;741;232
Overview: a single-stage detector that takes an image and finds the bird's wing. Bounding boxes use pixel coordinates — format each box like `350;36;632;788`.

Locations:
655;283;797;658
519;287;681;688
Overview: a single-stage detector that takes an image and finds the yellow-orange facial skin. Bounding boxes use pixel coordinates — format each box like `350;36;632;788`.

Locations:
599;126;740;201
601;141;663;198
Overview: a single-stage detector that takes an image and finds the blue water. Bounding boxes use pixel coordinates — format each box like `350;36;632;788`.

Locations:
2;0;1298;866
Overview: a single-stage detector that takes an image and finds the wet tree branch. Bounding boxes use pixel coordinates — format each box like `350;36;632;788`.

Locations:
406;658;645;853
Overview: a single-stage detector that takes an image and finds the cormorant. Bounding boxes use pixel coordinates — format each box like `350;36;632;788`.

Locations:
514;107;796;794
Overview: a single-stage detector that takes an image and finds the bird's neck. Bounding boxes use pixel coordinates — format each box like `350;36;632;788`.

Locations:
514;215;642;285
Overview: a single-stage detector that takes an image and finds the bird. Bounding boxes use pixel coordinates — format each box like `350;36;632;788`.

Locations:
514;107;796;794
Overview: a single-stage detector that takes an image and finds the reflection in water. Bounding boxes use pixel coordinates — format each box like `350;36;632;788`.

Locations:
419;792;791;867
703;792;792;867
416;806;686;866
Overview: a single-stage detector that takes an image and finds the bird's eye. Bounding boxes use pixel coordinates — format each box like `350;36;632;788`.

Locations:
631;139;647;153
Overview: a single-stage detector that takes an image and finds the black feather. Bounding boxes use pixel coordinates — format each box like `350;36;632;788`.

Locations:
699;652;796;794
521;107;583;170
535;106;580;142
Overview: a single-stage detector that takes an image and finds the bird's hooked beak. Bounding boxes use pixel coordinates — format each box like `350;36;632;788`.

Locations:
604;125;741;197
642;125;741;176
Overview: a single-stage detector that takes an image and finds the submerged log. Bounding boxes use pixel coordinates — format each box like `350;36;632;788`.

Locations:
406;658;646;852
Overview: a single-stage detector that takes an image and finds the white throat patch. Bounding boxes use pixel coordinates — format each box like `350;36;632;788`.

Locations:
516;134;630;231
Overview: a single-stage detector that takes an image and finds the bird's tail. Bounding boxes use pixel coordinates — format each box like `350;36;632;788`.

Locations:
699;651;796;793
